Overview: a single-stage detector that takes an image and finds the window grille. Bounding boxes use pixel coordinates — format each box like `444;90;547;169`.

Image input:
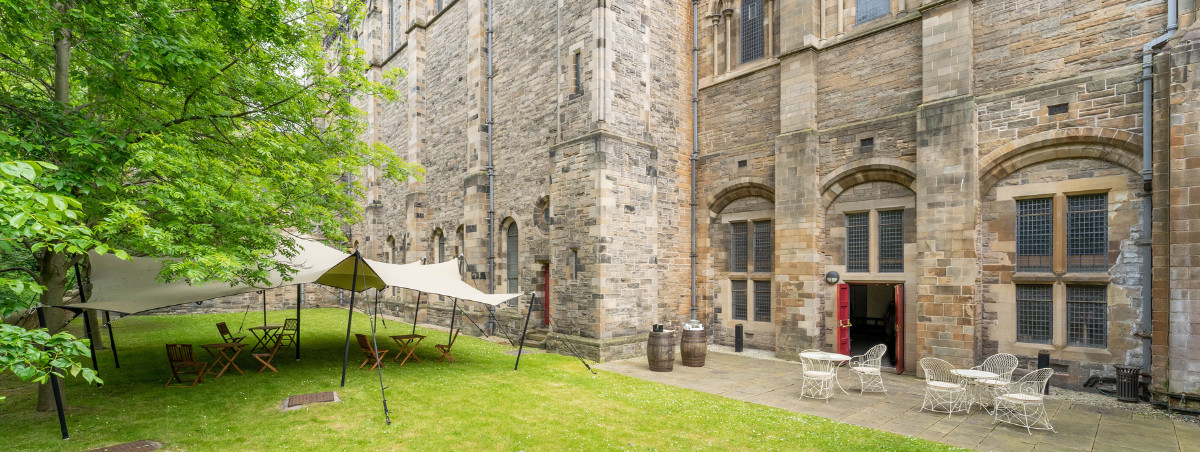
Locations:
1067;285;1107;347
573;51;583;94
753;280;771;322
1016;198;1053;272
753;220;772;272
856;0;890;23
846;213;869;272
506;224;518;290
1016;285;1053;343
740;0;764;63
731;222;748;272
1067;193;1108;272
732;280;748;320
878;209;903;273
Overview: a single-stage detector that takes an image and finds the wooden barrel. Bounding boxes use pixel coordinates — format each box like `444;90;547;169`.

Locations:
647;331;674;372
680;329;707;367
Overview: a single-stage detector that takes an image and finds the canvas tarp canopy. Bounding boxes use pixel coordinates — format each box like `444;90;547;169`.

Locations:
69;238;520;315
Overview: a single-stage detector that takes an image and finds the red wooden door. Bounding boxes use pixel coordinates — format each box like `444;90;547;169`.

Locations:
894;283;905;374
836;283;850;355
542;264;550;326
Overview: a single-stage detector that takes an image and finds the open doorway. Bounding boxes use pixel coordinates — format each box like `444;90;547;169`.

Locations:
847;283;899;368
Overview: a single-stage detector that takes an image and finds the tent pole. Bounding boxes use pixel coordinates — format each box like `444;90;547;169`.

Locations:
449;298;459;343
514;292;536;371
104;311;118;368
340;252;362;387
412;292;423;335
369;289;391;424
262;290;267;326
37;307;69;439
74;264;99;386
296;284;302;361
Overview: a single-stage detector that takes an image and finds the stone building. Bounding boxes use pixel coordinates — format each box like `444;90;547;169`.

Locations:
338;0;1200;405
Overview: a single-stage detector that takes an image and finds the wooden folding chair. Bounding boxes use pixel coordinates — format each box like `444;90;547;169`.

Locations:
217;322;245;343
274;318;298;349
436;329;460;363
165;344;208;387
252;341;283;373
356;334;389;370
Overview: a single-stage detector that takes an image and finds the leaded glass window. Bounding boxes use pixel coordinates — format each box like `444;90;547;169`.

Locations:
754;220;772;272
732;280;748;320
1067;285;1107;347
846;213;869;272
1067;194;1108;272
740;0;763;63
1016;284;1052;344
506;224;518;291
1016;198;1053;272
878;209;903;273
731;222;748;272
856;0;889;23
753;280;771;322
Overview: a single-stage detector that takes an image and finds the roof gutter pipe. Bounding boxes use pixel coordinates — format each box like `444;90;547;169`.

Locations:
486;0;497;334
1138;0;1177;375
690;0;700;322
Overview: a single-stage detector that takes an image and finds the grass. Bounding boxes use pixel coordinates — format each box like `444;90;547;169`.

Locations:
1;308;955;451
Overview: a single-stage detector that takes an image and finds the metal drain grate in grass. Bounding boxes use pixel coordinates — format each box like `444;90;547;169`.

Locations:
281;391;340;412
87;440;162;452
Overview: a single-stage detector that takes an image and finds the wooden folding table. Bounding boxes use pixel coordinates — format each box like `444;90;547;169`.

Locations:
389;334;425;366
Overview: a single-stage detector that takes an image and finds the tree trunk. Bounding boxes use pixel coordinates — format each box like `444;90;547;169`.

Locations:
36;252;70;412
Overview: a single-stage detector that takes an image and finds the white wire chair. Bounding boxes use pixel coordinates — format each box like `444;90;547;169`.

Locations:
993;367;1056;434
972;353;1019;412
799;349;836;402
849;343;887;394
920;357;968;417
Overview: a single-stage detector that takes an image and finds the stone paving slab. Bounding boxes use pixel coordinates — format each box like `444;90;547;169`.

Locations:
596;351;1196;451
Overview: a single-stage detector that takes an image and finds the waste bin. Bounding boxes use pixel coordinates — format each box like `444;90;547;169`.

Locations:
1114;365;1141;403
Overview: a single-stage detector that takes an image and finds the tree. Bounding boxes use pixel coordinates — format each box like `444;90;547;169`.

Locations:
1;1;416;410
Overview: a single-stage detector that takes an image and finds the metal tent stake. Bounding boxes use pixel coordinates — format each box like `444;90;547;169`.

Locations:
295;284;302;361
340;252;362;387
36;307;69;439
514;292;537;371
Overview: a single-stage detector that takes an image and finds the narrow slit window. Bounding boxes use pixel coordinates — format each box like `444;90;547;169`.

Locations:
1067;193;1108;272
1016;284;1053;344
731;280;748;321
1016;198;1053;272
846;213;869;272
1067;285;1107;347
878;210;903;273
573;51;583;94
730;222;749;272
506;224;519;291
753;220;772;272
740;0;764;63
570;249;579;281
753;280;771;322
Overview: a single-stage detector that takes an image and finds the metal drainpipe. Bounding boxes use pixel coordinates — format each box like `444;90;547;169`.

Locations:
486;0;497;334
690;0;700;321
1138;0;1178;374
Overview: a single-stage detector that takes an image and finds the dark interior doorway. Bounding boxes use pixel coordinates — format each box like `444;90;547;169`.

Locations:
848;283;898;368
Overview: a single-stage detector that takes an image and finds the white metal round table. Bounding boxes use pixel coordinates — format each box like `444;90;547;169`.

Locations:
800;352;853;394
952;369;1000;413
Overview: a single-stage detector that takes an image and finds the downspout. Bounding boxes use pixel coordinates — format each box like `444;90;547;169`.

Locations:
486;0;497;333
690;0;700;321
1138;0;1178;373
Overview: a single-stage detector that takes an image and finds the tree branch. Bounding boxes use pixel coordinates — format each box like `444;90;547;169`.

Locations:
0;267;43;285
159;82;315;130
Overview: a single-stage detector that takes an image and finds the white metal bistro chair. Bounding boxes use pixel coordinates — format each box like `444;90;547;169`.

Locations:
972;353;1018;412
849;343;887;395
920;357;968;417
799;349;836;402
993;368;1056;435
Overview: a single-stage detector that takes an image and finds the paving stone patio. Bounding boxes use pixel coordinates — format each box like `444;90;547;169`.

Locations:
596;351;1200;451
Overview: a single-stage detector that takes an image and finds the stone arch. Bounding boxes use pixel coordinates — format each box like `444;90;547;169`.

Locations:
707;177;775;215
979;128;1142;193
819;158;917;208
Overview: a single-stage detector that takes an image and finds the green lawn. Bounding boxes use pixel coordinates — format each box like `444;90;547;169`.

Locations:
1;309;954;451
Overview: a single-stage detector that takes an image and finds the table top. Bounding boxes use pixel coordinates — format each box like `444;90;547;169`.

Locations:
952;369;999;379
202;342;245;350
800;351;852;362
390;334;425;340
248;324;283;331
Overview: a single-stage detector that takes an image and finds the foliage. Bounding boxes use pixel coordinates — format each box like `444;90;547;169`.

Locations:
0;323;99;392
0;309;953;451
